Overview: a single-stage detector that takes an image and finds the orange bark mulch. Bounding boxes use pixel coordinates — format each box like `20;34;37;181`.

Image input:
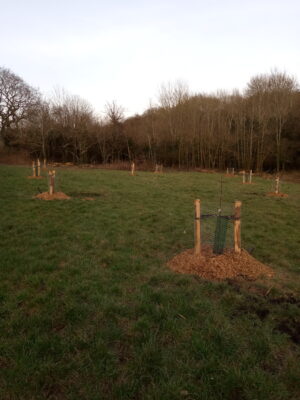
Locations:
35;192;70;200
266;192;288;198
168;246;274;281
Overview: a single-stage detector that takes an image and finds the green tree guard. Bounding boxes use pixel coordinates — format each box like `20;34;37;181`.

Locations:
213;216;228;254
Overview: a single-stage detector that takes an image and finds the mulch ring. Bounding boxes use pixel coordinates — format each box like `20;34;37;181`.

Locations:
35;192;70;200
167;246;274;281
266;192;288;198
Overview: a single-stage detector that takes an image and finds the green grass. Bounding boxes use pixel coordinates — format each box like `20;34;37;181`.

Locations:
0;165;299;400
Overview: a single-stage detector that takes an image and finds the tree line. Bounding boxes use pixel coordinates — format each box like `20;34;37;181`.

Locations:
1;66;299;171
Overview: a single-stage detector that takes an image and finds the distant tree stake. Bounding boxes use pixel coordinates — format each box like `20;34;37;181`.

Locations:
249;170;252;183
242;171;246;184
49;170;55;195
194;199;201;255
155;164;163;173
234;201;242;254
32;161;36;177
37;159;41;177
43;158;47;168
131;162;135;176
275;176;280;194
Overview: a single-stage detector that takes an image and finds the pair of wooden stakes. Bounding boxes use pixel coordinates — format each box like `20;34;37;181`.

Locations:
194;199;242;255
130;163;163;176
242;172;281;193
226;167;235;175
31;159;47;177
242;170;253;184
31;159;55;195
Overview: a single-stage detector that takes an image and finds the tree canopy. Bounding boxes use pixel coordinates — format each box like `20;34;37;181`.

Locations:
1;66;299;171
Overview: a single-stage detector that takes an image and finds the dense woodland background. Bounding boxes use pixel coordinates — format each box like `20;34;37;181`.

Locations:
0;66;299;171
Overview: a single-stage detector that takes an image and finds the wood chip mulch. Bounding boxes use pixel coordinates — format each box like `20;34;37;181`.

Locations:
35;192;70;200
266;192;289;198
167;247;274;281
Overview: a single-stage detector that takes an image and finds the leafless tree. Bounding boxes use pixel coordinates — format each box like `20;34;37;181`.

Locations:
1;67;299;171
105;101;124;125
0;67;40;146
246;70;297;172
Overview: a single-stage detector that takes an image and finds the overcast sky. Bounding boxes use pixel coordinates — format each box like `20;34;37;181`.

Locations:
1;0;299;116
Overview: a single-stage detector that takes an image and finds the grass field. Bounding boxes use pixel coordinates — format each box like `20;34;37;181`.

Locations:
0;165;299;400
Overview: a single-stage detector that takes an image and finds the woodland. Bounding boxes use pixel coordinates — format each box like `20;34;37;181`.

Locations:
1;67;299;171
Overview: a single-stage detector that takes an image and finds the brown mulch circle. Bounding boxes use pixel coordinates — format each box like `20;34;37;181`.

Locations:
35;192;70;200
266;192;289;198
83;197;95;201
167;246;274;281
27;176;44;179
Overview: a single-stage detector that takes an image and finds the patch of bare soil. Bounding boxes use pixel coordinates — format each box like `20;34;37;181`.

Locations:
35;192;70;200
266;192;289;198
168;246;274;281
27;176;44;179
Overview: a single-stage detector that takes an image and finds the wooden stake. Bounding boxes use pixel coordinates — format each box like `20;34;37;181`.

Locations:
234;201;242;254
49;170;55;195
275;176;279;194
131;162;135;176
194;199;201;255
154;164;158;173
48;171;52;194
226;168;229;175
43;158;47;168
52;170;56;193
249;170;252;184
37;159;41;177
32;161;36;177
242;171;245;184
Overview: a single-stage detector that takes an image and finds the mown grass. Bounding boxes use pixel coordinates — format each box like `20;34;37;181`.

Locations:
0;165;299;400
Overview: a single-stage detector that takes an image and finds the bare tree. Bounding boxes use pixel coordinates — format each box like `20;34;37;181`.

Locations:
104;101;129;161
268;70;297;172
246;70;297;172
105;101;124;125
50;88;94;162
0;67;40;146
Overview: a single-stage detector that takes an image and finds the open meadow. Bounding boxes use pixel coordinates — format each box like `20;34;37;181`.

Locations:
0;165;299;400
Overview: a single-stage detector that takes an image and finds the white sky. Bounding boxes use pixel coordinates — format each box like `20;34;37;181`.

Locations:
1;0;300;116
